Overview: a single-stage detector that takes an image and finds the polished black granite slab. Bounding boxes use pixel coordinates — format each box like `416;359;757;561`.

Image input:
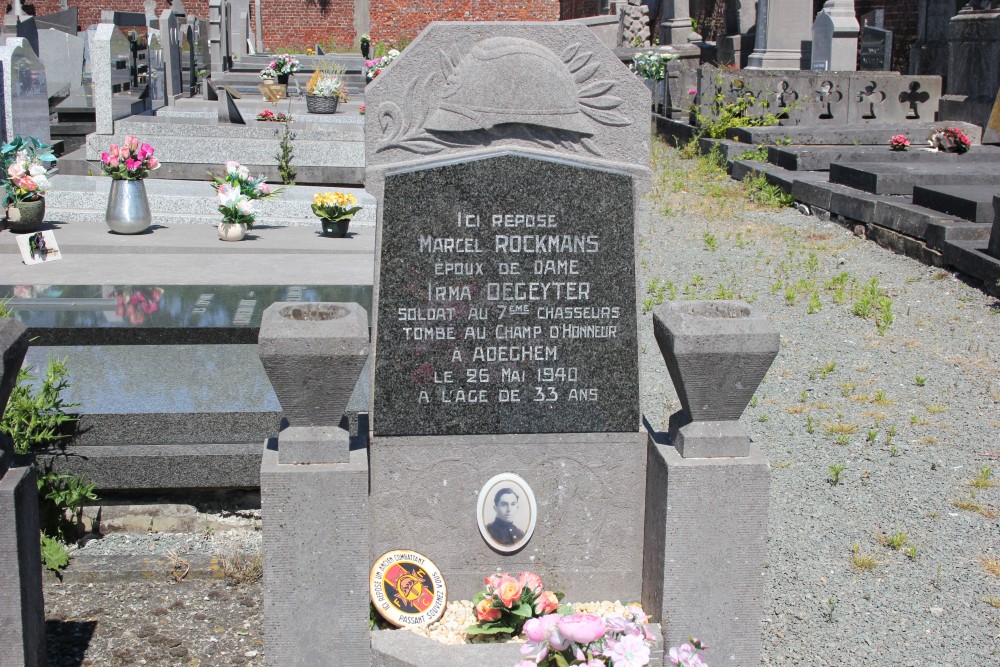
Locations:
373;153;640;437
0;284;373;345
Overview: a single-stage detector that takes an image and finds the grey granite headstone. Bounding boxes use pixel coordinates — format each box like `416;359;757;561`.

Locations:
208;0;226;76
89;24;131;134
229;0;250;60
100;10;147;27
160;8;182;102
373;153;638;436
747;0;814;70
0;37;50;144
146;33;166;109
37;28;85;98
811;0;859;72
14;16;39;58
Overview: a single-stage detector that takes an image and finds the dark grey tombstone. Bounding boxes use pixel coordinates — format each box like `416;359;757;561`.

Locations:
372;153;639;437
35;8;78;34
0;317;45;667
14;17;38;57
314;43;325;55
859;25;893;71
100;10;147;27
205;77;218;100
160;8;182;101
859;8;884;28
218;88;244;124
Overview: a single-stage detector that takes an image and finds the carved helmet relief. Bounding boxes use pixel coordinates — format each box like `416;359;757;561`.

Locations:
375;37;630;156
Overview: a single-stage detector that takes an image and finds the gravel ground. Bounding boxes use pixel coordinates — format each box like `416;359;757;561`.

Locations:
43;139;1000;665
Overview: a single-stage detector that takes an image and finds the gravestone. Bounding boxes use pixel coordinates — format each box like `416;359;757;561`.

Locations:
14;16;39;58
747;0;814;70
90;24;131;134
719;0;757;67
811;0;860;71
160;8;182;103
208;0;228;76
35;7;78;34
218;88;245;124
859;24;893;70
229;0;250;60
659;0;700;44
37;27;86;98
146;33;166;110
366;16;650;601
0;37;50;144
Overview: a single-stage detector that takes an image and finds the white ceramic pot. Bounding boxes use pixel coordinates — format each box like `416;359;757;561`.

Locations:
218;221;247;241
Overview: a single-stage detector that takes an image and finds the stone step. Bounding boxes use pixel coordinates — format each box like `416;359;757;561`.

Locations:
728;121;983;146
44;175;376;227
829;161;1000;195
768;144;1000;171
912;185;998;223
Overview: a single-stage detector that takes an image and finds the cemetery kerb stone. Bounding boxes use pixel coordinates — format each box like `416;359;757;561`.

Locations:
364;21;652;602
0;36;50;144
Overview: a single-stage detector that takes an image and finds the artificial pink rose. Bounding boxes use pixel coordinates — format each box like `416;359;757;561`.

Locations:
523;614;561;643
518;572;544;595
138;143;153;159
484;573;506;590
108;144;119;158
534;591;559;615
474;598;500;622
124;135;139;151
101;152;110;164
148;158;160;170
496;576;523;608
125;158;140;172
257;182;270;195
109;155;119;167
557;614;606;645
16;175;37;191
7;162;24;179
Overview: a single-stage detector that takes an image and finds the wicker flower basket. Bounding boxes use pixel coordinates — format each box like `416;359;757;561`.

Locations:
306;95;339;114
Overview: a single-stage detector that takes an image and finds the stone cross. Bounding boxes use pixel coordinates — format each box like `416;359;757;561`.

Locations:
747;0;814;70
811;0;860;71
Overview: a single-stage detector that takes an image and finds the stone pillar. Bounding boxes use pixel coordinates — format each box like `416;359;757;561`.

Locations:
811;0;860;71
642;301;777;665
0;318;46;667
258;303;371;667
208;0;226;76
746;0;814;70
254;0;264;53
229;0;249;60
660;0;701;44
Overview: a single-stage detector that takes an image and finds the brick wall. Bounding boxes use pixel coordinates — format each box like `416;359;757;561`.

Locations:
560;0;604;21
369;1;560;44
30;0;359;51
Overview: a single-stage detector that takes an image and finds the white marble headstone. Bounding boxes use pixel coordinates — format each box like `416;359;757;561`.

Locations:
0;37;50;143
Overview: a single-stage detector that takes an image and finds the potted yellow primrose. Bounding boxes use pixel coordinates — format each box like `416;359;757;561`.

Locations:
312;191;361;237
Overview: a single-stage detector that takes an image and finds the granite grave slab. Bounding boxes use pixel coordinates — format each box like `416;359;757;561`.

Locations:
830;161;1000;195
913;184;999;223
767;143;1000;171
1;284;373;345
729;122;983;146
372;153;639;437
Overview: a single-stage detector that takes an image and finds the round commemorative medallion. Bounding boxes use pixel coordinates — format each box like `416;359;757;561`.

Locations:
369;550;447;627
476;472;537;554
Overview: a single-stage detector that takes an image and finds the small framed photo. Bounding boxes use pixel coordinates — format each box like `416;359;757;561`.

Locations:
16;230;61;265
477;473;537;553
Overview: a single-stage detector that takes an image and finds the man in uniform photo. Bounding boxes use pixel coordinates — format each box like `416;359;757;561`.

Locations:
486;487;525;545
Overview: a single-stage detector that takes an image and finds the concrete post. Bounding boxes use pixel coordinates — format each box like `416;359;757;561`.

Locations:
746;0;814;69
0;318;46;667
258;302;371;666
660;0;701;44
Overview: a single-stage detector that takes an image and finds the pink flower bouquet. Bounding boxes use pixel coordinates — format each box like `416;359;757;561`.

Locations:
467;571;564;636
518;606;663;667
928;127;972;154
1;135;57;207
208;160;281;229
888;134;910;151
101;135;159;180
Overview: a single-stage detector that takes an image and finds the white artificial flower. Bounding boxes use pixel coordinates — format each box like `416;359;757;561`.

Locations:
236;198;255;215
217;183;241;207
388;49;400;58
28;163;46;177
237;165;250;181
225;160;240;175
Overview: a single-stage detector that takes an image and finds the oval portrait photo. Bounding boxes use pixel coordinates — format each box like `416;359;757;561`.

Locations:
477;473;537;553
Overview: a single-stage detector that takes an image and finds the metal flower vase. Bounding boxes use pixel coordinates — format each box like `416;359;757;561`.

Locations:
105;179;152;234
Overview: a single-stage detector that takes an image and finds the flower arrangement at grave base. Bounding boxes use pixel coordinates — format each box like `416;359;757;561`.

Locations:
256;109;292;123
259;53;301;82
305;69;349;114
99;135;160;234
928;127;972;154
364;49;399;82
888;134;910;151
1;135;57;233
514;606;675;667
467;572;566;637
312;191;361;237
359;104;366;116
630;51;678;80
209;160;280;241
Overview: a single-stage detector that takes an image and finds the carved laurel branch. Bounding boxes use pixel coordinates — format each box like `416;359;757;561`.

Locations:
374;42;629;156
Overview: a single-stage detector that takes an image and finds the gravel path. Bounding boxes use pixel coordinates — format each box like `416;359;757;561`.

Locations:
44;139;1000;665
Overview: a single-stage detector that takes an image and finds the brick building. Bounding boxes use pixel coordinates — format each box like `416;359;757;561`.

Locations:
27;0;608;51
